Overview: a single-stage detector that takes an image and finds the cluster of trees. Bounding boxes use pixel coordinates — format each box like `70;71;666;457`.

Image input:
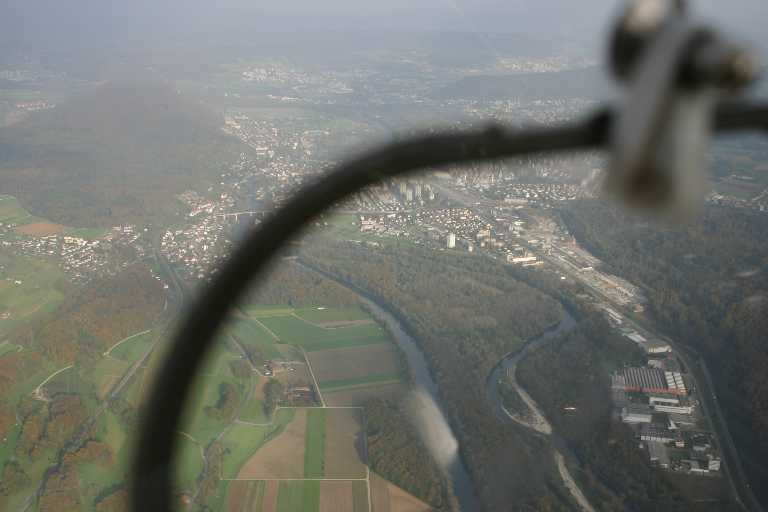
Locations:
14;265;164;364
301;239;575;510
560;200;768;502
518;314;694;510
0;264;163;508
262;379;283;417
365;397;457;510
204;382;240;421
246;262;361;307
0;461;29;497
38;463;82;512
0;351;43;440
0;82;244;226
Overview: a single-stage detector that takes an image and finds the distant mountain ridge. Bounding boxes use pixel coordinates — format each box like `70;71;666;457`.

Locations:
0;81;243;227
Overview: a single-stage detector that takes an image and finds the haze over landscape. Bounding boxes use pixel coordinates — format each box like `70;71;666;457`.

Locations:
0;1;767;511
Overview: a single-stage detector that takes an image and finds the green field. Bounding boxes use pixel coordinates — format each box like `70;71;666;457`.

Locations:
109;331;154;362
0;340;20;357
176;433;204;489
0;195;40;225
240;393;268;423
229;317;283;361
319;373;402;392
180;339;245;446
257;314;389;351
352;481;369;512
0;250;66;336
75;410;130;507
0;194;106;239
244;306;296;318
294;306;370;324
277;480;320;512
304;409;326;478
220;408;296;479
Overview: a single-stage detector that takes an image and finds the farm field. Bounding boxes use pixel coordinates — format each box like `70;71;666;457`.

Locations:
225;479;372;512
294;306;371;326
277;480;320;512
255;312;390;351
308;343;401;385
103;304;416;510
242;305;404;405
235;408;307;479
229;407;366;480
0;194;43;226
324;408;367;479
304;409;327;478
0;250;66;336
324;382;407;407
0;194;107;239
370;472;432;512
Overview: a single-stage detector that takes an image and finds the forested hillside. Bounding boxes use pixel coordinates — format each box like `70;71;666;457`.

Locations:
301;240;572;511
0;82;243;226
560;201;768;503
13;265;165;364
365;397;457;510
518;314;700;511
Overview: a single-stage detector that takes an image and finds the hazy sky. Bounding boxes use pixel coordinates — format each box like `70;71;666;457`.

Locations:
2;0;766;54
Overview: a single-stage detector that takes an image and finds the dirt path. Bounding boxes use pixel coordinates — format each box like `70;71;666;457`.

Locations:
555;452;595;512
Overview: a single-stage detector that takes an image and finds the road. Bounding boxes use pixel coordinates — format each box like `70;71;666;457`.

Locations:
32;365;74;401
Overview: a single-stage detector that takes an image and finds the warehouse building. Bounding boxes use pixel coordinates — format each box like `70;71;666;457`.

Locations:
612;367;688;395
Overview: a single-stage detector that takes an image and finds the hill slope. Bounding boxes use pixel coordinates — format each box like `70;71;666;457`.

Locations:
0;82;243;227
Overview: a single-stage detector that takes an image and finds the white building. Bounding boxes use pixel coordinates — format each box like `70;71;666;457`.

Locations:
621;404;653;424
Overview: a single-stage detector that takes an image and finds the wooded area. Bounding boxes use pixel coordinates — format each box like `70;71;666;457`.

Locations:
561;201;768;504
301;239;574;510
0;82;244;226
518;314;697;511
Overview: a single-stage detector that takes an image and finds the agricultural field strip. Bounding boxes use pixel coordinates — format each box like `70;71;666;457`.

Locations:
319;374;401;392
302;347;326;407
304;409;326;478
103;328;152;356
221;405;372;512
249;315;281;341
234;306;389;511
290;311;372;329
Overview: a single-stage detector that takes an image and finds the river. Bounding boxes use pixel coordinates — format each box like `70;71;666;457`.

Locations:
298;259;596;511
485;307;596;512
486;309;576;426
295;261;480;511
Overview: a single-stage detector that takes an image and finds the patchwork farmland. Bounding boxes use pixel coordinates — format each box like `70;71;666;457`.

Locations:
178;304;431;512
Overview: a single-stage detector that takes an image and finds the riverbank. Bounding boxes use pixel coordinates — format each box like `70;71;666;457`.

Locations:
295;259;480;511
